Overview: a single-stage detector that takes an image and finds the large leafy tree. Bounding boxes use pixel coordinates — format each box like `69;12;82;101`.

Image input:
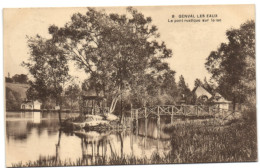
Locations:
205;20;255;110
48;7;172;113
23;35;70;122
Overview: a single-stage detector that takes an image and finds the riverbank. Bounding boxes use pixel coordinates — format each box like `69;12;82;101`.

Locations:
11;116;257;167
6;109;80;113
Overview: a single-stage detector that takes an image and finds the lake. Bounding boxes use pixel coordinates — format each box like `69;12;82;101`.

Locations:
5;112;173;166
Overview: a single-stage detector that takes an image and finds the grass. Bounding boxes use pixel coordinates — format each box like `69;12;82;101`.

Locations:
164;118;257;163
11;115;257;167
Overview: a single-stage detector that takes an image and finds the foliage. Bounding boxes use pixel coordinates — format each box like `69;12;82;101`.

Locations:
12;74;29;84
205;20;255;109
64;84;81;111
6;87;22;110
177;75;193;104
194;78;203;88
5;74;29;84
23;35;71;107
5;77;13;83
48;7;173;113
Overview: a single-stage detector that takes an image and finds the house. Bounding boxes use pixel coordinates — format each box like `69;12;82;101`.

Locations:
55;106;60;110
20;100;42;110
212;93;231;110
192;86;231;109
192;86;213;101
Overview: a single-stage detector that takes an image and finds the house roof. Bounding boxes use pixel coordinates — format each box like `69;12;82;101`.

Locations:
193;86;212;98
81;89;105;100
21;101;33;105
21;100;42;105
213;92;231;103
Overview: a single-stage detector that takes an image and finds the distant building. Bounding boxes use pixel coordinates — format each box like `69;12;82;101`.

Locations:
193;86;213;101
20;100;42;110
192;86;231;109
212;93;231;110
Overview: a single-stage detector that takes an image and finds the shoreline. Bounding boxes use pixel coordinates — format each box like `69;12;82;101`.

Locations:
6;109;81;113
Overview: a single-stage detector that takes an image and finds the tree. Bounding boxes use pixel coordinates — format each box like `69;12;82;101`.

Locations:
6;87;22;110
12;74;28;84
194;78;203;88
23;35;71;122
48;7;172;115
177;75;192;104
158;69;178;104
205;20;255;111
65;84;81;111
5;77;13;83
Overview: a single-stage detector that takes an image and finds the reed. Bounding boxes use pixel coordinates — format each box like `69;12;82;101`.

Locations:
11;118;257;167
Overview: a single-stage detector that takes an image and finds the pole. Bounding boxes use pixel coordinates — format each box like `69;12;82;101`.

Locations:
136;109;138;136
130;104;133;129
171;106;173;124
157;106;160;137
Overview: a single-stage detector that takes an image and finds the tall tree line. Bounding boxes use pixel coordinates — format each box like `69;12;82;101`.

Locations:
205;20;255;111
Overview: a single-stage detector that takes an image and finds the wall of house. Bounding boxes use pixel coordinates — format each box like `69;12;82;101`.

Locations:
219;103;229;110
21;104;33;110
33;104;41;110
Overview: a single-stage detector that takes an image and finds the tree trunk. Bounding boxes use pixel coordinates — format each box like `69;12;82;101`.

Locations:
56;130;61;161
119;132;123;157
109;97;119;113
70;98;73;113
57;96;62;124
119;95;124;123
233;97;236;112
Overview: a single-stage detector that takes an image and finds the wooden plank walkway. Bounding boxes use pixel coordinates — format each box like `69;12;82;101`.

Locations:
129;105;239;125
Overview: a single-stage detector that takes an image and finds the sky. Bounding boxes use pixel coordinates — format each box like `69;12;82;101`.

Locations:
4;5;255;88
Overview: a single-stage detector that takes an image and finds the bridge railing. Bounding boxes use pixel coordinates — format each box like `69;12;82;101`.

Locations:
130;104;239;122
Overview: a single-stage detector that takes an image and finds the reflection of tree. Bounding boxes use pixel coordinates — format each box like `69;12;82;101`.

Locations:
55;130;62;162
117;132;124;157
81;136;109;165
76;131;128;165
6;121;28;142
26;120;60;137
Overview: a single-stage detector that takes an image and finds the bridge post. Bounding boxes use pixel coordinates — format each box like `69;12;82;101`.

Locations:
171;106;174;124
145;107;147;137
136;109;138;135
157;106;160;136
130;104;133;129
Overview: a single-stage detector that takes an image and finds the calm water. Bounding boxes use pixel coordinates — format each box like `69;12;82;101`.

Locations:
6;112;172;166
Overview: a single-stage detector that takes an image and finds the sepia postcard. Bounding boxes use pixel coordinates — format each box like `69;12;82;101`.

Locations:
4;5;256;167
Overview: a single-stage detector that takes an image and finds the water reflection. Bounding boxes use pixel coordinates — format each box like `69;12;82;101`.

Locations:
6;112;172;166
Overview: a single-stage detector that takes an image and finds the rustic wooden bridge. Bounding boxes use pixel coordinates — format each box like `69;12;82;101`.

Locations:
129;104;238;125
